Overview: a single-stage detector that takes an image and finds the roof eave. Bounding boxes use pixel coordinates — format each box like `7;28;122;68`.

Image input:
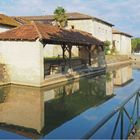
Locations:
0;38;37;41
113;32;133;38
93;17;114;27
42;38;103;46
0;23;19;27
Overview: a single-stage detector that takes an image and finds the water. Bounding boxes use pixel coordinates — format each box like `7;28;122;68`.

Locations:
0;63;140;139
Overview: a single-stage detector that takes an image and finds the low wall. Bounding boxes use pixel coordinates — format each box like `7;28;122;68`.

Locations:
106;55;130;64
130;55;140;62
44;58;84;75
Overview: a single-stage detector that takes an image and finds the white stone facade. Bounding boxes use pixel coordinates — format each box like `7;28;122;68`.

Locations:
93;20;112;43
113;34;132;55
67;19;113;44
0;40;44;86
67;19;94;34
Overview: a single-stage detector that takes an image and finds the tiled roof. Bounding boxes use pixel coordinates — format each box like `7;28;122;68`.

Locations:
19;12;92;20
13;17;31;25
0;22;103;46
0;14;21;27
16;12;114;26
113;28;132;37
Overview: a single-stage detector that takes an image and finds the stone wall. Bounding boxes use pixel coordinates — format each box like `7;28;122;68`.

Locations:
67;19;94;34
106;55;130;64
44;58;83;75
113;34;132;55
67;19;113;48
0;40;44;86
93;20;113;46
130;55;140;62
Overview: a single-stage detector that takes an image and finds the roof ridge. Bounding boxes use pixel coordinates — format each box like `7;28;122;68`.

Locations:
31;21;43;40
0;14;21;27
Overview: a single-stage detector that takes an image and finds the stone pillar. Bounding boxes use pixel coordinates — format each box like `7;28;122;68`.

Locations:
97;45;106;67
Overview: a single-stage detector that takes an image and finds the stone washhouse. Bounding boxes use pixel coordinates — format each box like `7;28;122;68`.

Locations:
0;22;105;87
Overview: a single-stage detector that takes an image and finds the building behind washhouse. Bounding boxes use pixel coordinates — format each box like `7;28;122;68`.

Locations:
16;12;113;58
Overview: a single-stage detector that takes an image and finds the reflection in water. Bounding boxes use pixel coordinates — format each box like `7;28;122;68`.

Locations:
0;63;133;139
0;85;44;138
106;71;114;96
113;64;133;86
43;76;114;136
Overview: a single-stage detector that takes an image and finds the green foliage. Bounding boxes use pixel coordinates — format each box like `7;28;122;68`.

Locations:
53;7;67;27
131;38;140;52
104;40;111;47
104;40;111;55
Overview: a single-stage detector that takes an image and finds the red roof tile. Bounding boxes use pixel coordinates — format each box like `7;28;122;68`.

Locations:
0;22;103;46
113;28;132;37
15;12;114;26
0;14;21;27
0;24;38;41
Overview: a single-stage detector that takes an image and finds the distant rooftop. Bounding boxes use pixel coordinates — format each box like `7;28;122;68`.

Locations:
113;28;133;37
0;14;20;27
14;12;114;27
0;22;103;46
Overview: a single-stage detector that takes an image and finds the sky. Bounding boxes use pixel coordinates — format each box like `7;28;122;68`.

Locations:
0;0;139;37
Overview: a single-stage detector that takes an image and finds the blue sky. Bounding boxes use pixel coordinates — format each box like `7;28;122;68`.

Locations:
0;0;139;37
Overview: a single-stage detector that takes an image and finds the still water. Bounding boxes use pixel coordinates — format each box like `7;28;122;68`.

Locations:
0;62;140;139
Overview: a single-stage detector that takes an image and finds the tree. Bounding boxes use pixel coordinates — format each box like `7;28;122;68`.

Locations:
131;38;140;52
53;7;67;27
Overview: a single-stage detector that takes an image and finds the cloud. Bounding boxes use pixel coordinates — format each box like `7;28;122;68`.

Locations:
0;0;140;37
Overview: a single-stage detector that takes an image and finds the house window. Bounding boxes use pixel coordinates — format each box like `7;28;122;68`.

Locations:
71;25;75;29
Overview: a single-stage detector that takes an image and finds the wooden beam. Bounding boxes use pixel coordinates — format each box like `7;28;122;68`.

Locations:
41;39;94;47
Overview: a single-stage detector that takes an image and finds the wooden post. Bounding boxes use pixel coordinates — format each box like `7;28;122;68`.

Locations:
61;44;66;59
68;44;72;68
101;45;104;51
61;44;66;72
